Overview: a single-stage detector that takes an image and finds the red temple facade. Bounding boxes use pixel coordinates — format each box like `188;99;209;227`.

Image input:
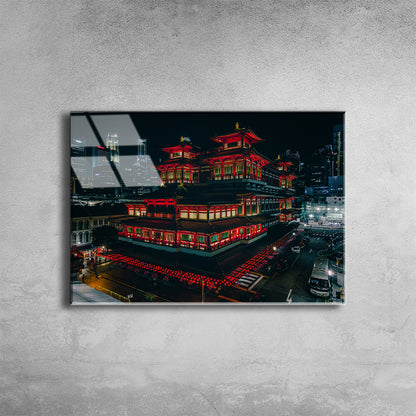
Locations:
113;128;298;256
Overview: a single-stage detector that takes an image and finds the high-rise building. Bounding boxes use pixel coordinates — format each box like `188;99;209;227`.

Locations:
333;124;344;176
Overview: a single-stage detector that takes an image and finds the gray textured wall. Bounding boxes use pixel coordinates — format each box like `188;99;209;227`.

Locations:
1;1;415;415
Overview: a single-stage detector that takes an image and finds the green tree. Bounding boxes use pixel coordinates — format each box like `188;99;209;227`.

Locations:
92;225;119;248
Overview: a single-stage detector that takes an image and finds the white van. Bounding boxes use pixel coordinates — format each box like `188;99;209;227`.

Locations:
308;258;331;298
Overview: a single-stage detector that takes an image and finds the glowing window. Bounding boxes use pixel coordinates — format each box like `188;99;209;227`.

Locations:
224;165;232;175
182;234;192;242
199;211;207;220
166;233;175;242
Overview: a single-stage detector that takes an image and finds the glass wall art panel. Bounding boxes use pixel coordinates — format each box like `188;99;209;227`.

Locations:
70;112;345;305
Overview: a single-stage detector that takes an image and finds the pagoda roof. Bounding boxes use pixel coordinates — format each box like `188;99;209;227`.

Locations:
201;146;272;165
120;217;177;231
157;158;203;167
116;214;273;234
210;128;263;145
161;141;201;153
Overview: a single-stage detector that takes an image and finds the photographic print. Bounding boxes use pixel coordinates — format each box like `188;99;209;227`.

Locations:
70;112;344;304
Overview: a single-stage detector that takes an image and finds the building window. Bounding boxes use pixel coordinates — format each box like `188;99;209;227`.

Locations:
214;165;221;176
176;170;182;180
78;221;83;230
189;210;197;219
166;233;175;242
192;172;198;181
135;228;141;235
93;220;97;226
211;235;218;243
161;171;166;181
182;234;192;242
199;211;207;220
79;232;83;244
72;233;76;244
257;225;261;231
128;209;134;215
143;230;150;238
184;171;190;180
153;232;162;240
171;151;182;158
198;236;205;244
221;231;229;240
168;171;174;180
239;228;244;235
85;231;90;242
224;165;232;175
238;205;243;215
227;141;239;148
209;210;215;220
127;227;133;233
85;221;89;229
180;210;188;219
246;227;251;235
237;164;243;174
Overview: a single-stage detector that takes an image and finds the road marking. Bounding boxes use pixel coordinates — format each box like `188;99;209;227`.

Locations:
248;276;264;291
286;288;293;303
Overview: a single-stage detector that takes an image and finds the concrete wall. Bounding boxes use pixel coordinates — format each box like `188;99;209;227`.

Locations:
2;1;415;415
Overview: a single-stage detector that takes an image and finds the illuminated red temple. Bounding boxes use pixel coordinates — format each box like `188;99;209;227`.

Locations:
114;126;297;256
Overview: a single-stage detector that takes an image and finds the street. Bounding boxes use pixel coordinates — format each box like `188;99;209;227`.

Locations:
257;229;344;303
79;228;344;304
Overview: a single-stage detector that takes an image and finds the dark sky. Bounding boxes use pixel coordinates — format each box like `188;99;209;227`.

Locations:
129;112;344;164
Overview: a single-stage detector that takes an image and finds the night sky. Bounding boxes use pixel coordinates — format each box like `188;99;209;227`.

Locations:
129;112;344;164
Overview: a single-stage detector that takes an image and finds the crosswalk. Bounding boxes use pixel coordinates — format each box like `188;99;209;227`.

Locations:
235;273;264;290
